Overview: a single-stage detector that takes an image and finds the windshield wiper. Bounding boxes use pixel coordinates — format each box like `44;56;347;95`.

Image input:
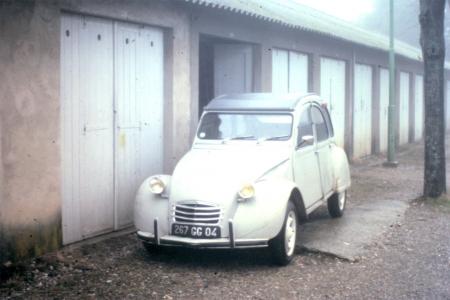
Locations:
263;135;290;141
229;135;256;140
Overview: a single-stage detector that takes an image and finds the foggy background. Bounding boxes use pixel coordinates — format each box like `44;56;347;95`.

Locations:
294;0;450;62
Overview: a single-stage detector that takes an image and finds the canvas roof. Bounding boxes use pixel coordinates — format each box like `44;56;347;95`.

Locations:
205;93;318;111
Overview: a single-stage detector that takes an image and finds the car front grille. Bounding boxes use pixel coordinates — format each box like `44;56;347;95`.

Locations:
174;203;221;224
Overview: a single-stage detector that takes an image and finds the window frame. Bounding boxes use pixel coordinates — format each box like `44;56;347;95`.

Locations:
321;104;334;138
296;105;314;149
310;104;330;143
196;111;294;141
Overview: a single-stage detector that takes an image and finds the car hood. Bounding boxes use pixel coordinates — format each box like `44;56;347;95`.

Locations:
170;146;290;205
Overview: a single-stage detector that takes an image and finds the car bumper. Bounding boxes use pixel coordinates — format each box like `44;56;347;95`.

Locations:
137;231;268;249
136;219;268;249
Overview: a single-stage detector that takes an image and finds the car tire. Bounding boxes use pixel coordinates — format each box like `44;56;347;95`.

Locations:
327;191;346;218
142;242;161;254
269;201;297;266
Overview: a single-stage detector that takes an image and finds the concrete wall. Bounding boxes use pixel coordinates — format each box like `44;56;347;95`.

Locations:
0;0;61;262
0;0;192;263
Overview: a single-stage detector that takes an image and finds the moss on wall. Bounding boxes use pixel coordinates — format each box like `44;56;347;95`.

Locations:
0;216;62;264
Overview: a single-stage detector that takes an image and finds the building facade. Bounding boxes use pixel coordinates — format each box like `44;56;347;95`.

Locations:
0;0;449;263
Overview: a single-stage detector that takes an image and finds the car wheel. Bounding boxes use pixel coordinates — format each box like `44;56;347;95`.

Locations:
142;242;161;254
269;201;297;266
327;191;346;218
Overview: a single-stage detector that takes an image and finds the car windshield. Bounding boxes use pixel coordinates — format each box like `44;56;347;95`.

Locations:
197;112;293;141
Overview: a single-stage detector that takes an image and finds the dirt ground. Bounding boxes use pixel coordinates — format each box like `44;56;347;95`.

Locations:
1;140;450;300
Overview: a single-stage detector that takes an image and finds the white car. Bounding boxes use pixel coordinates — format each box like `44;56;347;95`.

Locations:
135;93;351;265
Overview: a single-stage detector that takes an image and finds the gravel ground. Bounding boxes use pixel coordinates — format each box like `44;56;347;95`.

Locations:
1;140;450;300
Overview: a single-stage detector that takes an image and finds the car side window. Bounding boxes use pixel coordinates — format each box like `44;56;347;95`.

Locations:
311;106;329;142
297;107;313;147
322;105;334;137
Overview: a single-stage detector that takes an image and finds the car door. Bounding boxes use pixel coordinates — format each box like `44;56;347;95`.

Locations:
293;105;323;208
311;105;334;197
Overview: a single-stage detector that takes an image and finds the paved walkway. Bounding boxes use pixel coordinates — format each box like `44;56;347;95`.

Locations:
299;200;409;261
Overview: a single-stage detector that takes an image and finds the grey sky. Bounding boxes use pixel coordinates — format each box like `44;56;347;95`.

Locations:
294;0;450;61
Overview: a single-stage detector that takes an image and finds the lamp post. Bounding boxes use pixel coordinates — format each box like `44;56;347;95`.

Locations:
385;0;398;167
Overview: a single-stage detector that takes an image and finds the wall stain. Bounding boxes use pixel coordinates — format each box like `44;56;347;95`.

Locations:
0;215;62;264
119;132;127;148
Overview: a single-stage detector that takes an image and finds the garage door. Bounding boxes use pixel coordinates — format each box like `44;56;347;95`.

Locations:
272;49;308;93
272;49;289;93
379;68;389;152
214;44;253;96
114;23;164;229
353;64;373;157
414;75;424;141
61;15;114;243
399;72;410;145
320;57;346;148
61;14;164;244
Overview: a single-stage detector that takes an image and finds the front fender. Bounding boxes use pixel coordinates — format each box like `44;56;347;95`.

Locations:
134;175;171;235
233;178;297;240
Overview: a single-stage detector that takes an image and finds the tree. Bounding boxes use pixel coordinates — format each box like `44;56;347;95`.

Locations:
419;0;447;198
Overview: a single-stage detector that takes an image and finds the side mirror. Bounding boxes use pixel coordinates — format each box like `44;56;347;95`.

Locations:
297;135;314;148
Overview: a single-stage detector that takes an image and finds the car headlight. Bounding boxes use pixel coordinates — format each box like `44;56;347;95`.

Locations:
149;177;165;194
238;184;255;200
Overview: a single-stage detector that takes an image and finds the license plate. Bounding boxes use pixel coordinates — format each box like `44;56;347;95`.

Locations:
171;224;221;239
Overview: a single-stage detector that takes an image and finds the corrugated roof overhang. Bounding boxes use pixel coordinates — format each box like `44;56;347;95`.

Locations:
181;0;450;69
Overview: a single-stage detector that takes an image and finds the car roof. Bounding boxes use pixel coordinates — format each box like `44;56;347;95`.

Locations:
204;93;320;112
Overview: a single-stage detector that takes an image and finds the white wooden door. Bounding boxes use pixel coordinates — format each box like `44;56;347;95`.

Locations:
379;68;389;152
114;23;164;228
272;49;308;94
288;51;309;93
138;27;164;199
353;64;373;158
62;15;164;243
214;44;253;96
399;72;410;145
414;75;424;141
272;49;289;93
61;15;115;243
320;58;346;148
